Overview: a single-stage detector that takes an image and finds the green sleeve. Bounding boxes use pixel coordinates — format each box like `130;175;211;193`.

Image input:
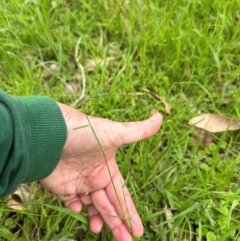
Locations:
0;90;67;198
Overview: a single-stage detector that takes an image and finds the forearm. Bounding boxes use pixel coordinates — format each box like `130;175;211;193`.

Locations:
0;90;67;197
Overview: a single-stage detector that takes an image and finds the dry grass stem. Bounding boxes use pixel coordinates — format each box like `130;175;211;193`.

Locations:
143;88;171;114
163;204;180;240
71;37;86;107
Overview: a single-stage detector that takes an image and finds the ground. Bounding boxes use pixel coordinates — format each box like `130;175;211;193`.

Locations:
1;0;240;240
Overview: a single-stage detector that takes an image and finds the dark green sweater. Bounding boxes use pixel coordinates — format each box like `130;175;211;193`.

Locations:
0;90;67;197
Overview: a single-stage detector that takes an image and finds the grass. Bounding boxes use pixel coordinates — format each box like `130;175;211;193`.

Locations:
1;0;240;240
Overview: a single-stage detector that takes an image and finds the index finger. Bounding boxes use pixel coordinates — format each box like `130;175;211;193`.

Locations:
91;189;133;241
106;172;144;237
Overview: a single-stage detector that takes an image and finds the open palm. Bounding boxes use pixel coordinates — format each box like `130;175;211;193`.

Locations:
41;103;162;241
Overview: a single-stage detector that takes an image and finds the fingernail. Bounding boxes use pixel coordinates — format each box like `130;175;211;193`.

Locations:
150;113;162;120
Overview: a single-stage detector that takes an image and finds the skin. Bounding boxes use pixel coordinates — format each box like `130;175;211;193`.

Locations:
41;103;162;241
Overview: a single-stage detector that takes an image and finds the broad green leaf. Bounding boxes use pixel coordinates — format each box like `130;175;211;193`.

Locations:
227;200;238;227
206;231;217;241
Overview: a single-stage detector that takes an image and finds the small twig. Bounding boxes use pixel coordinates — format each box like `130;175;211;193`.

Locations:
71;37;86;107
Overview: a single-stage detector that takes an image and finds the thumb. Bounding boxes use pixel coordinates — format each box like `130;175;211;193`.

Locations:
116;113;162;145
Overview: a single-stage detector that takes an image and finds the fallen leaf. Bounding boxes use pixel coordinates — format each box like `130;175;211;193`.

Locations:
42;62;60;80
192;127;213;147
220;98;232;105
7;184;32;210
84;57;115;72
84;59;100;72
188;114;240;133
74;73;83;82
65;82;79;95
108;49;121;57
50;63;60;71
143;88;171;114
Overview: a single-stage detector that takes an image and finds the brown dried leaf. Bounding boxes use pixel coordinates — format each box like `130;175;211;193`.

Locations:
143;88;171;114
7;184;32;210
192;127;213;147
84;57;115;72
65;82;79;95
50;63;60;71
188;114;240;133
42;63;60;80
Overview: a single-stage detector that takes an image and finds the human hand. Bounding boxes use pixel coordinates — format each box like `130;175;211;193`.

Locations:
41;103;162;241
